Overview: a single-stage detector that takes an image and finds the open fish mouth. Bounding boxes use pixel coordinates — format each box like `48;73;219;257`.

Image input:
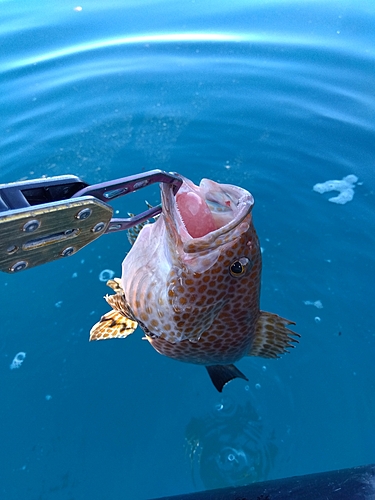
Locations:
161;175;254;252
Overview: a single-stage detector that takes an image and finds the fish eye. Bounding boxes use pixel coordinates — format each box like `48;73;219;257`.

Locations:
229;257;251;277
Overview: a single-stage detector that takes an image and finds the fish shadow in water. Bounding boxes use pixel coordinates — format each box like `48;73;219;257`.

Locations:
185;395;278;490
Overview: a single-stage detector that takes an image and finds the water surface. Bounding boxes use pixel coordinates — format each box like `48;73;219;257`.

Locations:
0;1;374;498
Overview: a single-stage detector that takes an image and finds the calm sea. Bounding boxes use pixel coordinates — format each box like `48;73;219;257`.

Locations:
0;1;374;499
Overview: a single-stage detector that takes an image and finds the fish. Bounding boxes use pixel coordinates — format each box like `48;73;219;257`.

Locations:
90;175;299;392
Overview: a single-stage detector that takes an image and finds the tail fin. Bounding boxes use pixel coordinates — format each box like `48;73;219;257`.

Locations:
206;364;248;392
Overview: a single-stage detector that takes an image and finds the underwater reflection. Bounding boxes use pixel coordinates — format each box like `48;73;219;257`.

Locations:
185;395;277;489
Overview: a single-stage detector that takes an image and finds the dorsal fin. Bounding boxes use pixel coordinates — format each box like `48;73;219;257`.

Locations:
127;202;158;246
205;364;248;392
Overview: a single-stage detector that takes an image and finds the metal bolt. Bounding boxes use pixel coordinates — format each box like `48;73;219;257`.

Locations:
23;219;40;232
91;222;105;233
76;208;92;220
61;247;74;257
6;244;18;255
10;261;28;272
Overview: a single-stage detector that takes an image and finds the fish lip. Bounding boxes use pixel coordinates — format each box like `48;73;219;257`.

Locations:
161;175;254;251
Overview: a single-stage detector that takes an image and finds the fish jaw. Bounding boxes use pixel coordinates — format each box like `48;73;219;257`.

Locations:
161;176;255;273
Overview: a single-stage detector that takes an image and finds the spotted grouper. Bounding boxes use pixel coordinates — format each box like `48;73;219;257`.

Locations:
90;175;299;391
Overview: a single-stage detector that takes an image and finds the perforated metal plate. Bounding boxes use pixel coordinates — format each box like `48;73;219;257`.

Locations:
0;196;113;273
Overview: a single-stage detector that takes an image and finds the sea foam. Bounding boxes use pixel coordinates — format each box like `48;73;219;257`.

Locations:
313;174;358;204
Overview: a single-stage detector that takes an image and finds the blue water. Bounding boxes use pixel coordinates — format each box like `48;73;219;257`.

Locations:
1;0;374;498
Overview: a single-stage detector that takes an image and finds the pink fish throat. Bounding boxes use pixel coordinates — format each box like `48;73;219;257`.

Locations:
176;191;217;238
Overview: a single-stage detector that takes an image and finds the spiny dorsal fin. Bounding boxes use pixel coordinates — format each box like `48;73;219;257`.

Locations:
106;278;123;293
104;277;138;323
206;364;248;392
105;292;137;322
249;311;300;358
127;201;159;246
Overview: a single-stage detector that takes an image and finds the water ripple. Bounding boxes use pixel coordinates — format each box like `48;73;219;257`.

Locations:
1;34;373;175
3;31;374;73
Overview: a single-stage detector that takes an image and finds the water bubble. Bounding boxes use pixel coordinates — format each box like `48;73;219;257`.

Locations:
255;383;261;390
212;397;237;418
314;316;321;323
215;446;252;485
10;352;26;370
304;300;323;309
216;447;248;471
99;269;115;282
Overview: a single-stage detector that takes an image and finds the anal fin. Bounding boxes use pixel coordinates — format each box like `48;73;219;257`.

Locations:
206;364;248;392
249;311;300;358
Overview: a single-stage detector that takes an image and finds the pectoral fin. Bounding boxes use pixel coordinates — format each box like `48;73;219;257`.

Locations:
90;277;138;341
249;311;300;358
90;310;138;341
206;364;249;392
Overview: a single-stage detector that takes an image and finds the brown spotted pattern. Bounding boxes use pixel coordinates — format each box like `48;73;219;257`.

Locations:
120;178;263;364
90;309;137;341
148;218;262;364
91;176;298;369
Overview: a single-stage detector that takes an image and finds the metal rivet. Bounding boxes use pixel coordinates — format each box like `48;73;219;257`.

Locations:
6;244;18;255
76;208;92;220
61;247;74;257
23;220;40;232
91;222;105;233
10;261;28;272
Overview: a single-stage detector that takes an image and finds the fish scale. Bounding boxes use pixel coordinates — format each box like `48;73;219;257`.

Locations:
90;175;300;392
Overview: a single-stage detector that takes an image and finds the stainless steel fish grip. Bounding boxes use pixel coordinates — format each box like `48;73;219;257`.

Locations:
0;170;182;273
